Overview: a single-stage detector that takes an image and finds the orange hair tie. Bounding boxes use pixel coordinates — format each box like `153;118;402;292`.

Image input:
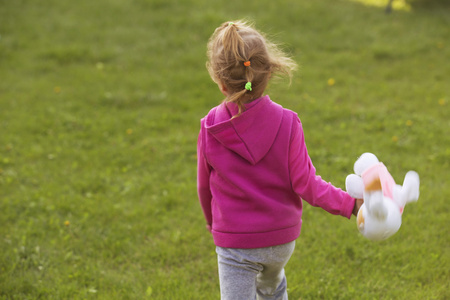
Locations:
244;61;251;67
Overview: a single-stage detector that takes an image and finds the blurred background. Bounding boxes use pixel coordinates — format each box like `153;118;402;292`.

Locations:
0;0;448;298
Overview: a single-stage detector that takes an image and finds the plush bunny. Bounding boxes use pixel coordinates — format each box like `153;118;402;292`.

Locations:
346;153;420;241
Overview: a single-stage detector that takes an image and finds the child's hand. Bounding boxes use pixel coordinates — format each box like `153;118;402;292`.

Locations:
352;198;364;216
206;224;212;232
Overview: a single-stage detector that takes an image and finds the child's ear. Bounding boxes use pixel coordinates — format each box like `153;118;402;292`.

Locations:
219;82;228;96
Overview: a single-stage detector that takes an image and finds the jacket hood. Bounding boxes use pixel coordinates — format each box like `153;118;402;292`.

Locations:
204;95;283;165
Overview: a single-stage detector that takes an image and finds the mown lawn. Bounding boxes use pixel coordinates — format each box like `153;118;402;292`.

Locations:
0;0;448;299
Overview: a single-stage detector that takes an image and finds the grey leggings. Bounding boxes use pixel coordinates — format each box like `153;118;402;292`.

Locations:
216;241;296;300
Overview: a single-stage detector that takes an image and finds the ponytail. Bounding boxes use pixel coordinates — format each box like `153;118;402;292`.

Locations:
222;22;245;63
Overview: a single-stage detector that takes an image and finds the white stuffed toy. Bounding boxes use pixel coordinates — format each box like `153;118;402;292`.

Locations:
346;153;420;241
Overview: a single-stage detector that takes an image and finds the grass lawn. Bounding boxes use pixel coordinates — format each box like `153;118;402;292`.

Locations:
0;0;449;299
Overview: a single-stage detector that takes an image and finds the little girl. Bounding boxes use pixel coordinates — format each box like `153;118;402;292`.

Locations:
197;20;363;300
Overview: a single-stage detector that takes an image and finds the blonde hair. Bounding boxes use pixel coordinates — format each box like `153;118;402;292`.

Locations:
206;20;297;116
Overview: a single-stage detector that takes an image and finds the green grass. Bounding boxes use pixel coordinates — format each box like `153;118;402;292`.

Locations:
0;0;449;299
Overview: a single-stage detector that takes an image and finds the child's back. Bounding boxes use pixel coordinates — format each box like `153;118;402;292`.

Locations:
198;95;355;249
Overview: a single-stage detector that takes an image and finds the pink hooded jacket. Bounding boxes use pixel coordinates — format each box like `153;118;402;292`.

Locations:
197;95;355;249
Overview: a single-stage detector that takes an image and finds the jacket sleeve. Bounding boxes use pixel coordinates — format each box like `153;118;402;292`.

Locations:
197;123;213;226
289;116;354;219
